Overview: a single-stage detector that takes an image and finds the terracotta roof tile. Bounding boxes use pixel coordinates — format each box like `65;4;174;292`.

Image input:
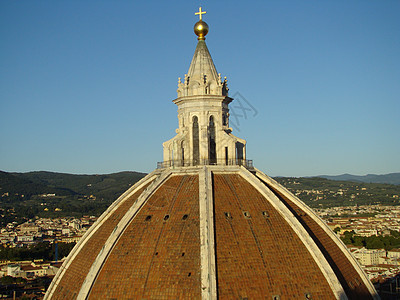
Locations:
88;175;201;299
213;174;336;299
51;184;150;300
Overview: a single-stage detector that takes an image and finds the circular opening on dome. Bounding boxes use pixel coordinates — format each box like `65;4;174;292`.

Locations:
164;215;170;221
155;252;158;256
182;252;185;256
224;212;232;219
262;211;269;217
188;272;191;277
305;293;312;300
145;215;152;221
182;214;188;220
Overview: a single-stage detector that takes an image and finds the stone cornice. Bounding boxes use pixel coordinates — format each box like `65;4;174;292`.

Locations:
173;95;231;105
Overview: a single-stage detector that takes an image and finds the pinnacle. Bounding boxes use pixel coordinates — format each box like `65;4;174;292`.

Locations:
186;40;220;89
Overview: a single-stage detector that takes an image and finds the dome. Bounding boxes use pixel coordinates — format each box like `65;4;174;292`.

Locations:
44;8;379;300
45;167;378;300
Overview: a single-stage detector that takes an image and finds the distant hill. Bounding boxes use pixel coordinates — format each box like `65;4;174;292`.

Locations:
11;171;147;200
1;170;400;226
0;171;73;197
318;173;400;185
274;176;400;208
0;170;147;225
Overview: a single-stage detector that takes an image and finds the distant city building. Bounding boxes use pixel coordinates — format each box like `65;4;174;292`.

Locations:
351;247;386;266
1;261;61;279
387;248;400;259
19;223;40;233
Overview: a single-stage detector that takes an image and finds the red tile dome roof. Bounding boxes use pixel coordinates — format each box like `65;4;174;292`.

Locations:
45;166;378;299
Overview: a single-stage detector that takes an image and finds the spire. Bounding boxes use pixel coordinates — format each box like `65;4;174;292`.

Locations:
177;8;228;97
187;40;219;86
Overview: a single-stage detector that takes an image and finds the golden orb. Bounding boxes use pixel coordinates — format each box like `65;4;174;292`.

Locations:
194;20;209;40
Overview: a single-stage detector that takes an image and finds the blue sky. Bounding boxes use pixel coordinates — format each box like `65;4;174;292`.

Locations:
1;0;399;177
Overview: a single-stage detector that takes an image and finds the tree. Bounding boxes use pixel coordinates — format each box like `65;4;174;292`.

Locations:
341;231;354;245
365;236;385;249
353;236;365;247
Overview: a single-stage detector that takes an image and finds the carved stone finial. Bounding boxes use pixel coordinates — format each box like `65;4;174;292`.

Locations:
178;77;181;84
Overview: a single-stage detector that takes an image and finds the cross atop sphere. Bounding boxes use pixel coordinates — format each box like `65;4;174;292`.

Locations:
195;7;206;21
